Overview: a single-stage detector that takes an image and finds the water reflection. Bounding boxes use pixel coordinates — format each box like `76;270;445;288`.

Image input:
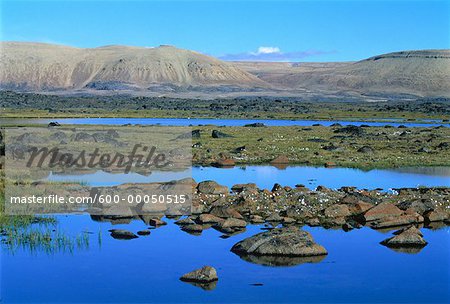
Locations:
46;165;450;190
234;253;327;267
2;215;449;303
2;117;448;128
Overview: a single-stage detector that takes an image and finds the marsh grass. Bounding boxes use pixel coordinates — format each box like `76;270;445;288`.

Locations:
0;192;93;254
1;221;92;254
98;229;102;247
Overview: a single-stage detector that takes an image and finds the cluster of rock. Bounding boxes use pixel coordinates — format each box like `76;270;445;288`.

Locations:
94;180;449;290
91;180;449;237
190;181;450;232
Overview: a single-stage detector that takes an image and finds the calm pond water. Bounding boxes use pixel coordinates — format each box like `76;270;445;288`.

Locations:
1;117;448;127
46;165;450;190
4;162;450;302
1;216;449;303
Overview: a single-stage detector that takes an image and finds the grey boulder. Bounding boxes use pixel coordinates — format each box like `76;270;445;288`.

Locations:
231;227;327;257
180;266;218;283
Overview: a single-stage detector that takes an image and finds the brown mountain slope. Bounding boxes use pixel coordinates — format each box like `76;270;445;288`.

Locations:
1;43;448;98
0;42;266;90
236;50;450;97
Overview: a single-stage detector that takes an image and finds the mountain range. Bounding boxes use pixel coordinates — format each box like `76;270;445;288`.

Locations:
1;42;449;98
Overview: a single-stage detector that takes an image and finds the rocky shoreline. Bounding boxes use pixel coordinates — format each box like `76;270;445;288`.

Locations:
90;179;450;231
188;180;450;230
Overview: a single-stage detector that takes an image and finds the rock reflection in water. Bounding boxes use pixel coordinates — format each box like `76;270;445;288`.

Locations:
182;280;218;291
234;253;327;267
384;246;425;254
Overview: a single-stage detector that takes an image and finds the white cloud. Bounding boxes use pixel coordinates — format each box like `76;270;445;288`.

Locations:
219;47;335;62
254;46;281;54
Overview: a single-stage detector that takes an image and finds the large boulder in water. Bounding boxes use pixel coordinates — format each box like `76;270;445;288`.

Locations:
231;227;327;257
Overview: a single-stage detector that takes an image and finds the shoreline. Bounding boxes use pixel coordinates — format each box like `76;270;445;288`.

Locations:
1;112;449;125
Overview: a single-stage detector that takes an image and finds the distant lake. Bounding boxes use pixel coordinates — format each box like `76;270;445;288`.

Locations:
1;117;448;127
46;165;450;190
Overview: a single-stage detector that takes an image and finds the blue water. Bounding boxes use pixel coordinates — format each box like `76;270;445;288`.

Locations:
1;117;448;127
2;116;449;303
46;165;450;190
1;215;449;303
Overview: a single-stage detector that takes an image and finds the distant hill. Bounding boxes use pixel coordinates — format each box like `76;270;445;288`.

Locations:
0;42;266;91
235;50;450;97
0;42;448;98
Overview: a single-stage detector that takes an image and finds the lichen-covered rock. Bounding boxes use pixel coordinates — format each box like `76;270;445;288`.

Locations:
424;209;449;222
324;204;351;218
181;224;204;233
213;218;247;234
180;266;218;283
209;206;243;219
370;212;423;229
197;181;229;195
214;158;235;167
148;218;167;227
196;214;224;224
380;226;427;248
265;213;283;222
137;230;151;236
231;227;327;257
270;155;290;165
364;202;404;222
109;229;138;240
175;217;196;226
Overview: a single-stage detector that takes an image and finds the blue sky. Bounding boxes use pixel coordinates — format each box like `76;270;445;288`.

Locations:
1;0;449;62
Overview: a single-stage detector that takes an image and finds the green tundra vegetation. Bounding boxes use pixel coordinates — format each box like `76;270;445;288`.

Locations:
191;125;450;169
1;91;449;122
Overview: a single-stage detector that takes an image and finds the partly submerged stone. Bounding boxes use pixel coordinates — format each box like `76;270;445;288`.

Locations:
270;155;290;165
109;229;138;240
181;224;204;234
231;227;327;257
180;266;218;283
213;158;236;167
380;226;428;248
175;217;196;226
148;218;167;227
196;213;224;224
209;206;243;219
197;181;229;195
370;212;423;229
137;230;151;236
213;218;247;234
